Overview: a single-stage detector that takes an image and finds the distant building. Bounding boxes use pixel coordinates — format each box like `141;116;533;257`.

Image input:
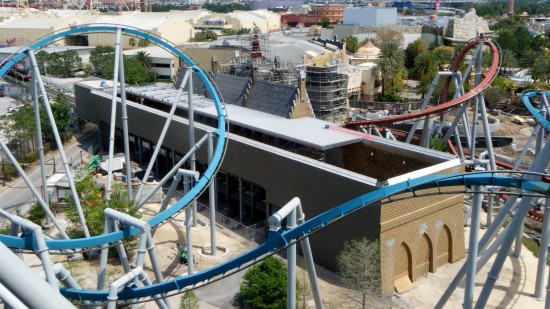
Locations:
343;6;397;27
123;46;179;80
444;8;492;44
310;3;346;24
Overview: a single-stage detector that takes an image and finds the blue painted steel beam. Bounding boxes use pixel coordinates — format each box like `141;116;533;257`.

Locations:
58;172;550;302
0;24;227;251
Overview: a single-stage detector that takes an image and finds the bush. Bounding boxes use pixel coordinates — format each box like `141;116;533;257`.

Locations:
3;164;17;181
27;202;46;225
179;291;199;309
377;90;403;103
240;256;287;309
22;150;38;163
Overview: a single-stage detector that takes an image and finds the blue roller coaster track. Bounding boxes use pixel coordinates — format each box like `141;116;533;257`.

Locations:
0;25;549;306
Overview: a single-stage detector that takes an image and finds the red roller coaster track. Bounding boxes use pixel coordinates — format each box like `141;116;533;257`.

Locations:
344;36;501;128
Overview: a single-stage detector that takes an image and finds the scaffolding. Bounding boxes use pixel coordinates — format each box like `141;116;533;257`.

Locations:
304;65;348;116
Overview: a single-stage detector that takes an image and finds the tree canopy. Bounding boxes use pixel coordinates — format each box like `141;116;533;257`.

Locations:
35;50;83;78
191;30;218;42
337;238;382;309
240;256;287;309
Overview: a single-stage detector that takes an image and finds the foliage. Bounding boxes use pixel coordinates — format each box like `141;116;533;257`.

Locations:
372;41;405;94
35;50;83;78
491;76;518;94
240;256;287;309
405;39;427;70
1;163;16;181
430;136;449;152
27;202;46;225
337;238;382;309
377;90;403;103
342;35;360;53
484;86;509;109
220;28;252;36
374;28;404;46
90;46;152;84
137;39;151;48
319;17;330;28
191;30;218;42
471;2;550;18
433;46;454;65
179;291;199;309
64;173;139;237
128;38;136;48
90;45;115;76
133;51;153;69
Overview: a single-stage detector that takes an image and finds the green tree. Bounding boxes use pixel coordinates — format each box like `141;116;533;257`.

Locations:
483;86;508;110
336;238;382;309
134;51;153;69
179;291;199;309
129;37;136;48
137;38;151;47
342;35;360;53
499;49;517;76
240;256;287;309
90;45;115;76
373;41;405;94
374;28;404;46
405;39;427;70
191;30;218;42
65;173;139;237
35;50;51;75
124;57;150;84
319;17;330;28
46;50;83;78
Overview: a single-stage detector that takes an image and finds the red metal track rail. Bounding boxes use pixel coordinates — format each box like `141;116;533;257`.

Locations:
344;37;501;128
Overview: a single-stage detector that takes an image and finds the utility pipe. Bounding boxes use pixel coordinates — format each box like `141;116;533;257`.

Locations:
184;174;194;275
287;207;297;309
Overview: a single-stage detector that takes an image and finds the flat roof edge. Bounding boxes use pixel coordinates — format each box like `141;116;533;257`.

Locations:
385;158;463;186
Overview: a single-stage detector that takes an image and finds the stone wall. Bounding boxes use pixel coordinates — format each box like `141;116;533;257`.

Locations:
379;166;466;294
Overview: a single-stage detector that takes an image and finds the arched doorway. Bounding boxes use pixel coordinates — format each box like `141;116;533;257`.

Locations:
437;225;453;266
395;242;413;281
416;234;434;278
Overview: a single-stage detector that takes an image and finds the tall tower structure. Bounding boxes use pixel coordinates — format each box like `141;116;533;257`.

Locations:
507;0;514;15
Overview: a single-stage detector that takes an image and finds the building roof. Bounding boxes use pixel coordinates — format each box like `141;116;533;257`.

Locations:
355;41;380;57
122;83;360;150
122;46;173;59
0;16;68;29
247;80;297;118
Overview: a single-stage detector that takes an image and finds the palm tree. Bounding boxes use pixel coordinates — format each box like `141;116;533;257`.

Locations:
500;49;517;76
373;41;405;93
134;51;152;69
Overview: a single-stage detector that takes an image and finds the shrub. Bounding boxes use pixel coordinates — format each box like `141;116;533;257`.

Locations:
240;256;287;309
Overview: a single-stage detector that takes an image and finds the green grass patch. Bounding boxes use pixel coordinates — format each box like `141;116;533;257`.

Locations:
522;236;550;266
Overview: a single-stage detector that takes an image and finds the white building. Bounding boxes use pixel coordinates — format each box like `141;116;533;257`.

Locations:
343;7;397;27
123;46;178;80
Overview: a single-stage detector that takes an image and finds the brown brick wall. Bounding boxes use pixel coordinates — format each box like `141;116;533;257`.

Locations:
379;167;466;294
